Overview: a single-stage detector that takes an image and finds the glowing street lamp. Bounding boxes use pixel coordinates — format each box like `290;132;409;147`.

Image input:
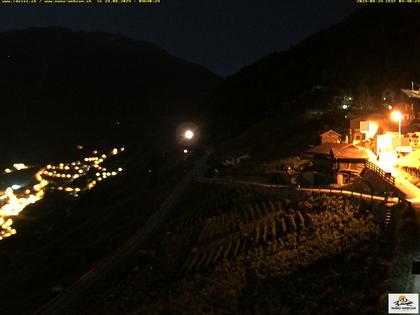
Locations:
184;130;194;140
391;111;402;137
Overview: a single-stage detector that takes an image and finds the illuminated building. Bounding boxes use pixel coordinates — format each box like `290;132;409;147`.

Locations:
307;143;368;184
320;129;341;144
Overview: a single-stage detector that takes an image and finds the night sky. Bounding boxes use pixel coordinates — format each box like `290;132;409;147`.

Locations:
0;0;358;76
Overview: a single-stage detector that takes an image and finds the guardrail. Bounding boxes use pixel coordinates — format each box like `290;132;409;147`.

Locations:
296;186;400;204
365;160;395;186
196;177;402;204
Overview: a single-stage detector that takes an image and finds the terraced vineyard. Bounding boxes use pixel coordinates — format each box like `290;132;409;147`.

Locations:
106;183;384;315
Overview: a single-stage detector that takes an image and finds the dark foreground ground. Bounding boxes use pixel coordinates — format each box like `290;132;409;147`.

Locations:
0;141;193;314
83;182;404;315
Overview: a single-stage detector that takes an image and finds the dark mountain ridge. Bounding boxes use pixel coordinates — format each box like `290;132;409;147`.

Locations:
0;27;221;162
205;6;420;138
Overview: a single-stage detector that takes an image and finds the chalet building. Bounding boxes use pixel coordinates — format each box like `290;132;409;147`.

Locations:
349;113;384;143
396;89;420;123
392;102;415;123
380;87;420;120
401;88;420;105
348;112;404;145
320;129;341;144
349;117;365;143
307;143;368;184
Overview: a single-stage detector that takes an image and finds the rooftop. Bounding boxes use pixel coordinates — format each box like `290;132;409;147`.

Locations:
307;143;368;159
401;89;420;99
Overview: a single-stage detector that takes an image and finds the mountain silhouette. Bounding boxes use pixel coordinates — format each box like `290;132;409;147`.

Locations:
205;6;420;138
0;27;221;162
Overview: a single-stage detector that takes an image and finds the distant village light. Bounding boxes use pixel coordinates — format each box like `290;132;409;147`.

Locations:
13;163;28;170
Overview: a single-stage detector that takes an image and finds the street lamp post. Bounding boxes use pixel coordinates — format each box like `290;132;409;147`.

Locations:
391;111;402;137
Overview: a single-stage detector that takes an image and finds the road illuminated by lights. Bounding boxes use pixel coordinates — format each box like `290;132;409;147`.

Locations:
0;147;125;240
361;147;420;207
358;145;420;295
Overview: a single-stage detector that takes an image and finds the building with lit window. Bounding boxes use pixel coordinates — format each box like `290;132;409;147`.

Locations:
320;129;341;144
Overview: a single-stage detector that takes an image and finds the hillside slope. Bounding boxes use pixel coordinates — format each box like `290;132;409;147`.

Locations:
0;27;221;162
206;6;420;137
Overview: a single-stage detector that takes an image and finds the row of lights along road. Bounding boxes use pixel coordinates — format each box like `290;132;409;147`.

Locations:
0;146;125;240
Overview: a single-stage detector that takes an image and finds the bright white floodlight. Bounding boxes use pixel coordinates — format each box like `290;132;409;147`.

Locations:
184;130;194;140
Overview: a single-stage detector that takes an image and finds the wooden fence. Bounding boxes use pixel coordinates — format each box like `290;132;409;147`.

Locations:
365;160;395;186
196;177;403;204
